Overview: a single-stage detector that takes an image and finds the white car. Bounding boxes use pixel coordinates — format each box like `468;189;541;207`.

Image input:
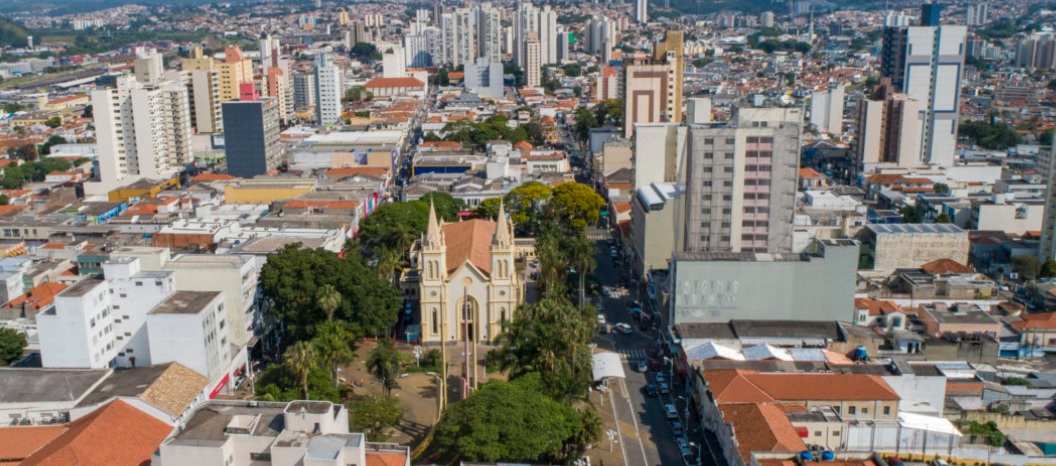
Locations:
614;323;633;334
597;313;607;326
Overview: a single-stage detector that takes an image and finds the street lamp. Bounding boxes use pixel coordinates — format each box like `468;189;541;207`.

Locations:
606;429;618;452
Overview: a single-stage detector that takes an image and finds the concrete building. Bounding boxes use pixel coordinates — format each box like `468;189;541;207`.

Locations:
38;279;117;369
810;84;845;135
880;12;967;167
440;8;473;67
146;291;229;383
760;11;775;28
525;32;542;88
679;107;802;254
217;46;253;103
668;239;858;324
632;182;680;277
403;28;437;68
314;54;343;125
860;223;970;272
856;79;922;169
595;65;620;101
292;71;315;112
133;48;164;85
636;0;648;23
538;5;558;65
222;96;283;178
1015;33;1056;68
381;44;407;78
633;123;685;188
476;4;502;64
92;75;193;189
969;194;1044;235
1039;145;1056;260
103;257;175;369
165;68;223;134
464;60;504;98
513;2;539;68
622;30;683;138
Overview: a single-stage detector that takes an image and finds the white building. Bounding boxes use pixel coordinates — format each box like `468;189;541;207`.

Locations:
403;29;437;68
538;5;558;65
636;0;648;23
37;279;117;369
476;4;502;64
146;291;229;383
464;60;504;98
133;47;165;85
440;8;474;67
313;54;343;125
92;75;193;189
381;44;407;78
513;3;539;68
525;32;542;88
164;69;223;134
104;257;176;369
810;84;845;135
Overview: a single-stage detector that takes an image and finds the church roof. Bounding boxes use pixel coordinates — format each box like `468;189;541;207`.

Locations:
443;219;497;276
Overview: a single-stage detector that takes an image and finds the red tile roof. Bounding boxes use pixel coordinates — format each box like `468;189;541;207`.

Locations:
19;399;172;466
366;451;408;466
285;199;361;210
854;297;902;316
1011;312;1056;331
513;141;533;151
365;77;425;89
705;369;900;403
421;141;461;149
442;219;498;276
5;282;68;311
0;425;67;464
799;167;824;179
920;258;973;274
719;403;806;463
325;167;389;178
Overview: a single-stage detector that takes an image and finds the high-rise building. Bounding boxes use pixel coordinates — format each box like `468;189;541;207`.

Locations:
92;75;193;187
217;45;253;103
920;3;942;26
337;9;350;25
760;11;775;28
464;60;504;98
636;0;648;23
1015;34;1056;68
587;17;617;56
538;5;558;65
1039;146;1056;260
292;71;315;112
404;28;437;68
265;67;289;124
440;8;473;67
678;107;802;254
557;28;571;61
881;9;966;167
314;54;343;125
966;2;988;26
164;69;223;134
382;44;407;78
525;32;542;88
133;47;164;84
514;3;539;67
622;30;683;138
595;65;620;101
809;84;845;135
476;4;502;64
855;79;923;169
222;94;282;178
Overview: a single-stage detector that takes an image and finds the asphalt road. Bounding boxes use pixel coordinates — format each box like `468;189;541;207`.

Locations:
590;226;692;466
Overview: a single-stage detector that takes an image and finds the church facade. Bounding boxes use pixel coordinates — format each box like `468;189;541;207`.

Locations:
417;203;521;344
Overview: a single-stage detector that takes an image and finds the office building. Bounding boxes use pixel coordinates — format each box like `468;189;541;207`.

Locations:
513;3;539;68
636;0;648;23
477;4;502;64
525;32;542;88
222;95;283;178
440;8;473;67
133;47;164;84
464;60;504;98
810;84;845;135
678;107;803;254
880;6;966;167
92;75;193;188
382;44;407;78
855;79;923;169
217;45;253;103
292;71;315;111
314;53;343;125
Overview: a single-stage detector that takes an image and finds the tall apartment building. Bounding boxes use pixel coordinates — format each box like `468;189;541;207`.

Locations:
880;5;966;167
538;5;558;65
587;17;616;55
465;60;504;98
314;53;343;125
513;3;539;68
966;2;988;26
146;291;230;383
678;107;802;254
164;68;223;134
292;71;315;111
636;0;648;23
595;65;620;101
38;279;117;369
1015;34;1056;68
440;8;473;67
476;4;502;64
525;32;542;88
404;28;437;68
856;79;922;169
265;66;289;124
622;30;683;138
222;96;283;178
103;257;175;369
1039;146;1056;260
557;28;571;61
217;45;254;103
810;84;845;135
92;75;193;188
133;47;164;84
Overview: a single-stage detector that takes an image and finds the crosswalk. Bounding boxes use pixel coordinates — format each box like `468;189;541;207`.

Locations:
587;231;610;241
616;348;648;361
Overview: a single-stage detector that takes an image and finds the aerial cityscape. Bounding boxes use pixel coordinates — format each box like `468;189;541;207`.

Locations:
0;0;1055;465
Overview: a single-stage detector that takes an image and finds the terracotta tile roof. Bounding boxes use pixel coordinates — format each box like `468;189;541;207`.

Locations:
19;399;172;466
799;167;824;179
47;95;88;105
920;258;973;274
514;141;533;151
5;282;69;311
0;205;26;217
139;363;209;417
325;167;389;178
421;141;461;149
442;219;498;276
854;297;902;316
1011;312;1056;331
365;77;425;89
448;71;464;80
366;451;408;466
866;174;905;185
613;201;632;214
191;173;235;182
719;403;806;463
41;243;67;250
0;425;67;464
705;369;899;403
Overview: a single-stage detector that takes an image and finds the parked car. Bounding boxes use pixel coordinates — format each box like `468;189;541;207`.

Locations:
671;420;684;436
664;403;678;419
658;382;670;395
637;360;648;372
597;313;607;326
677;437;692;456
655;373;666;384
614;323;633;334
643;384;658;397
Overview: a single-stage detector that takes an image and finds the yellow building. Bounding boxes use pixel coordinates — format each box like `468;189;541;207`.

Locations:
182;46;216;72
223;179;316;204
217;45;254;103
108;177;180;203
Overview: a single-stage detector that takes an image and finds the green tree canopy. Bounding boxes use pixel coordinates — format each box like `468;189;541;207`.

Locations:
561;63;582;77
593;98;623;127
39;135;68;155
347;394;403;441
504;181;553;235
350;42;381;61
572;106;598;141
1011;255;1041;281
44;117;62;128
549;182;606;231
366;339;402;395
419;192;466;221
256;364;340;402
475;197;503;220
0;328;27;365
357;201;430;259
959;120;1022;150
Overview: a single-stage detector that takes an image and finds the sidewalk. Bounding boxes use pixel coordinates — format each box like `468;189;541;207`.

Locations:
589;386;630;466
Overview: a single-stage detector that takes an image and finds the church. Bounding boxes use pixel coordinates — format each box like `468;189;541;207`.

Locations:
417;202;522;344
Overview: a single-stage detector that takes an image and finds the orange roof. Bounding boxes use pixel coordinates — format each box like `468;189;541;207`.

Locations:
704;369;900;403
191;173;235;182
866;174;905;185
46;95;87;105
325;167;389;178
5;282;68;311
1011;312;1056;331
421;141;461;149
0;205;26;216
719;403;806;463
448;71;465;80
0;425;67;464
285;199;361;210
513;141;533;151
920;258;973;274
19;399;172;466
365;77;425;89
41;243;67;250
442;219;498;276
799;167;824;179
613;201;632;214
366;451;409;466
854;297;902;316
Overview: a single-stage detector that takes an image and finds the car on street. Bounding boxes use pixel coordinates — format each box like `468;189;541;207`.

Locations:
658;382;670;395
597;313;606;326
664;403;678;419
614;323;632;334
671;420;684;436
637;360;648;372
655;373;666;384
643;384;658;397
677;438;692;457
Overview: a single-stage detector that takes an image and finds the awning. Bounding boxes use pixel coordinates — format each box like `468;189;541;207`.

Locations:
592;352;626;381
898;412;963;437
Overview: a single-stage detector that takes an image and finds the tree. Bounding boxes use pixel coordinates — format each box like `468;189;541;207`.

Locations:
347;395;403;441
899;204;925;223
39;135;67;155
8;144;37;162
0;194;9;206
933;182;950;195
958;120;1021;150
422;132;441;142
0;328;27;365
312;321;356;386
566;234;596;308
572;106;597;141
44;116;62;128
350;42;381;61
256;364;340;402
419;192;466;221
524;121;545;146
934;212;953;224
594;98;623;126
1049;79;1056;91
1011;255;1041;281
344;85;371;102
284;341;319;400
316;284;342;321
561;63;582;77
1041;258;1056;279
475;197;502;220
367;339;402;395
504;181;553;235
549;182;605;232
434;375;581;463
356;201;430;278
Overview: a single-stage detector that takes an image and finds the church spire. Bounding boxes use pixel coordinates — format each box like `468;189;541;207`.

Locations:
426;199;442;246
493;200;511;246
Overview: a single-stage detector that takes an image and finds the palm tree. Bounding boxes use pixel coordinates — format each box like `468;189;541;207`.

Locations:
377;248;401;284
566;234;597;308
283;341;318;400
316;284;342;321
367;340;402;395
313;321;356;386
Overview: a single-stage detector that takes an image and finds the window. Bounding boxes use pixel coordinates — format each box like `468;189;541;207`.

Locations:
725;152;734;159
861;408;868;414
725;138;735;144
704;152;714;159
833;431;840;436
723;167;734;173
883;406;891;415
432;310;438;334
849;406;857;415
704;138;714;144
135;281;143;286
814;431;823;437
747;136;759;143
119;293;127;298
